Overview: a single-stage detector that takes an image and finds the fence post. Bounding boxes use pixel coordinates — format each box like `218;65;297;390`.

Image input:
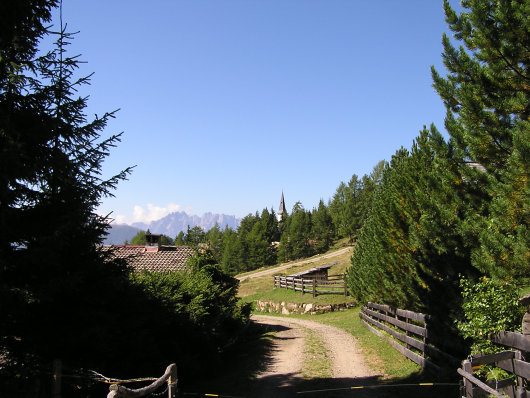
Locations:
52;358;62;398
463;360;473;398
168;364;177;398
405;317;412;353
312;280;316;298
343;274;347;296
301;278;305;295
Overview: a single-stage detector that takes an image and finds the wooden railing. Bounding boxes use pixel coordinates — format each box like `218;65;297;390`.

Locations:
273;275;347;297
458;332;530;398
107;364;177;398
360;302;457;372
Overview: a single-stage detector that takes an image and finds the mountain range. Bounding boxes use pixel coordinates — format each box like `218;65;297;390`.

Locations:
103;211;240;245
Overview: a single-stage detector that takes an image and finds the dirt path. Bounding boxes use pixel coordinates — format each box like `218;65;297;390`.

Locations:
249;315;381;397
237;247;353;282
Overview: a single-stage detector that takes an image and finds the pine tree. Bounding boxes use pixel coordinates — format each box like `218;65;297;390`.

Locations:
311;199;334;253
289;202;312;259
175;230;185;245
0;0;133;378
432;0;529;280
220;227;242;275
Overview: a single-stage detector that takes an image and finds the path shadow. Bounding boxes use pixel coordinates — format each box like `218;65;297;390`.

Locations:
182;319;460;397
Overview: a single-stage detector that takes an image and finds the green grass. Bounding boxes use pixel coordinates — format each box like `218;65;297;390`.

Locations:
237;246;353;298
301;328;332;379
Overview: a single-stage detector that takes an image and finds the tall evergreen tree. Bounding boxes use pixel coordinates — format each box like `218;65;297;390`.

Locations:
432;0;529;280
311;199;334;253
184;225;206;247
288;202;312;259
0;0;133;379
220;226;242;275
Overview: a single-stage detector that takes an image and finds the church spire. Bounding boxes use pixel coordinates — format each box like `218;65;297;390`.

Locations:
277;191;286;221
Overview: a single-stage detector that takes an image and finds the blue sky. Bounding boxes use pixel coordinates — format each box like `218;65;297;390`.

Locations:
50;1;454;224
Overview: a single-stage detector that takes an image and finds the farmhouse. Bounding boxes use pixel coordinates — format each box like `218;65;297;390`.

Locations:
106;233;193;273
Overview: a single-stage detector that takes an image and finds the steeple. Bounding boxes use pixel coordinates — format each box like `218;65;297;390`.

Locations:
277;191;286;221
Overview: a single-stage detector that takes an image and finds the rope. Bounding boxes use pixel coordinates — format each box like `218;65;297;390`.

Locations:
87;369;158;384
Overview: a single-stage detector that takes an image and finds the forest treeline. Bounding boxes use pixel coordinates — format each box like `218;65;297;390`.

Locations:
129;160;385;276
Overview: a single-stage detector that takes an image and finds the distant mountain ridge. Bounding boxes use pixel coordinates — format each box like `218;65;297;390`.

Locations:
104;211;240;245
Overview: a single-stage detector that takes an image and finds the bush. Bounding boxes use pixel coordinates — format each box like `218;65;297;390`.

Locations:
457;276;524;355
129;248;251;377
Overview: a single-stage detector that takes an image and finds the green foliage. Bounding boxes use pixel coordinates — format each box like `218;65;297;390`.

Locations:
174;230;185;245
346;0;528;357
457;276;524;355
311;199;334;253
288;202;312;259
328;161;384;241
432;0;530;280
0;0;137;388
131;248;250;357
205;222;224;261
129;230;173;245
347;128;474;355
184;225;206;247
220;226;242;274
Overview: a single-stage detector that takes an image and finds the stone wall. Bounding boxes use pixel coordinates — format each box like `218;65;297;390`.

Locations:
255;299;356;315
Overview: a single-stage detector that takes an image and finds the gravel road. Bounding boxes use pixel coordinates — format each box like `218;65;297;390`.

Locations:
249;315;382;397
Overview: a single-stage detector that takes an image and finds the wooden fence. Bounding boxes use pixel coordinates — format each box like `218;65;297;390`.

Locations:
273;275;347;297
458;332;530;398
107;364;177;398
360;302;457;372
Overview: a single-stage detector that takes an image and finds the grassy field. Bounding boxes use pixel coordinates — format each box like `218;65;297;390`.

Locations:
237;241;353;300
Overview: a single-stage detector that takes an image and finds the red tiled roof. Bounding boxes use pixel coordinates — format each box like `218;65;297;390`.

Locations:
105;245;194;273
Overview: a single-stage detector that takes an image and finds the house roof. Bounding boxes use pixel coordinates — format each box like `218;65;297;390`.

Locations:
105;245;194;273
289;263;337;277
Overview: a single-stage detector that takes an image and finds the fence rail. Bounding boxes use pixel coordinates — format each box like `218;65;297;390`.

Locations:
107;364;177;398
459;347;530;398
360;302;458;372
273;275;347;297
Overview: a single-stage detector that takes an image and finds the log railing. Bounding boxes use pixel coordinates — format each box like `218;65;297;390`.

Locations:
107;364;177;398
360;302;457;372
273;275;347;297
458;331;530;398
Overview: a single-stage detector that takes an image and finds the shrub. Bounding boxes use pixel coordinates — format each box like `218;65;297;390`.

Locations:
457;276;524;355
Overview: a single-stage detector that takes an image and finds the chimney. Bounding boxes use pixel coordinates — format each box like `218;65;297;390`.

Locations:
145;233;161;252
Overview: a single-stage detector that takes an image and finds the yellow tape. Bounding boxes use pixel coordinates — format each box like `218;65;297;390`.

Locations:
350;386;364;389
205;395;219;397
419;383;434;386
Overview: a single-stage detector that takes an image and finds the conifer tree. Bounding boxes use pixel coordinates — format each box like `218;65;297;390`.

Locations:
432;0;529;279
0;0;133;378
220;226;242;275
289;202;312;259
311;199;334;253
